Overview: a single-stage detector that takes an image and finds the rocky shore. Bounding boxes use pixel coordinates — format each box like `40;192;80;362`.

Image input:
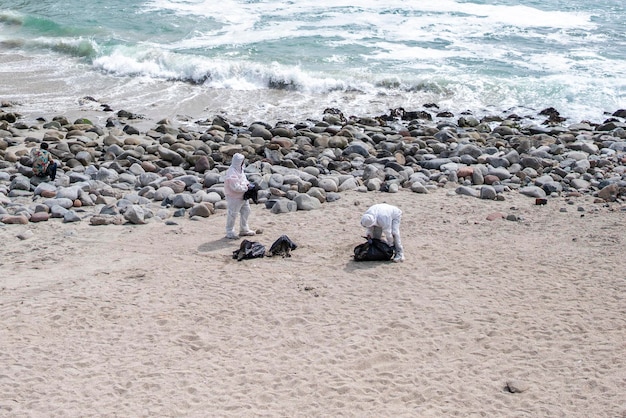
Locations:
1;102;626;227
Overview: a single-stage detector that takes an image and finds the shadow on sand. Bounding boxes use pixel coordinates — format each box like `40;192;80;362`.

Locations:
197;237;239;253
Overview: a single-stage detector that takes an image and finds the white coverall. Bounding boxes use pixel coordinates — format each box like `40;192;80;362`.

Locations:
360;203;404;261
224;153;255;238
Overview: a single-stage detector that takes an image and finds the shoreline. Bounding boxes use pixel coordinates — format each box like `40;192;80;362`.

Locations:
3;88;624;133
1;50;624;130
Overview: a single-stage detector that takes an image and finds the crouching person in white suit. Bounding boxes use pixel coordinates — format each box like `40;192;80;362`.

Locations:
224;153;256;239
360;203;405;262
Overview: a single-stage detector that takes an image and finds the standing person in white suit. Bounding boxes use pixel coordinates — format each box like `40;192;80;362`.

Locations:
224;153;256;239
360;203;405;262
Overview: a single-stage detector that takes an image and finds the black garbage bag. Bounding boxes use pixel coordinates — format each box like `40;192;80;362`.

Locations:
243;183;260;204
268;235;298;257
232;239;266;261
353;238;395;262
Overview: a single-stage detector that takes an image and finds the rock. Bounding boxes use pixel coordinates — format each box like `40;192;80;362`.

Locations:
365;178;383;191
504;380;530;394
343;141;370;157
189;203;214;218
176;175;200;188
50;205;69;218
338;177;359;191
268;173;284;188
34;182;57;196
203;172;221;188
569;178;590;190
10;175;31;191
194;155;212;173
483;174;500;185
172;193;195;209
480;185;497;200
202;191;223;204
44;198;74;209
63;210;81;223
56;186;81;201
248;125;271;140
30;212;50;223
161;179;186;194
90;214;124;226
386;183;399;193
520;156;542;170
456;166;474;178
96;167;119;183
306;188;326;203
17;230;34;240
519;186;546;198
326;192;341;202
294;193;322;211
411;182;428;194
154;186;175;201
123;205;146;224
41;189;57;198
2;215;29;224
487;167;512;180
99;204;120;216
456;186;480;198
541;181;563;194
270;199;297;214
486;212;505;221
471;169;484;185
318;178;338;192
138;172;161;187
420;158;453;170
597;184;619;201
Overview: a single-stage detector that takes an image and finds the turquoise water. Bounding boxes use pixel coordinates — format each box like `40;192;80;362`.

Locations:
0;0;625;124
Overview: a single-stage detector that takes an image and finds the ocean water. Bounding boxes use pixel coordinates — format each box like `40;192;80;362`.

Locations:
0;0;625;126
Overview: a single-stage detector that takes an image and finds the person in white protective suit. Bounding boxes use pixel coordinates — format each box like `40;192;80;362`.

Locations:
224;153;256;239
360;203;405;262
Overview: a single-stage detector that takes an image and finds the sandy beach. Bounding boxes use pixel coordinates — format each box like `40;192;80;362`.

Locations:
2;0;626;414
1;186;624;417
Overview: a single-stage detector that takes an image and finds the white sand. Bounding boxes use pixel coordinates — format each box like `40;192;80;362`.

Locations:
1;189;625;417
